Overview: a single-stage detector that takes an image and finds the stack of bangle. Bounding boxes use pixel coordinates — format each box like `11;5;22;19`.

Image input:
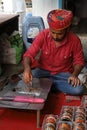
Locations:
43;114;57;130
74;106;85;123
72;123;85;130
60;106;73;122
57;122;71;130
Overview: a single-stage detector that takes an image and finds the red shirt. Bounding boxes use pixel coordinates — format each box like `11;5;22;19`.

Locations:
23;29;85;74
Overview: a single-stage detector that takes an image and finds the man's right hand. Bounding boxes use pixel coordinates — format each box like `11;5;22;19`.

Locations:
23;56;33;84
23;68;32;84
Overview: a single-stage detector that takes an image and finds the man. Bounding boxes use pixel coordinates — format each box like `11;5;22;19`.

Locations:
23;9;85;95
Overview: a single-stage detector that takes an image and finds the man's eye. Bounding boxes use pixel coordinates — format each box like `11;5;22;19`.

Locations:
52;32;63;35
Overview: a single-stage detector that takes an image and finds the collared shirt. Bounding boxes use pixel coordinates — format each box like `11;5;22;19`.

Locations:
23;29;85;74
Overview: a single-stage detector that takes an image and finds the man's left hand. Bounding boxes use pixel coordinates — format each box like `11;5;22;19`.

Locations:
68;76;82;87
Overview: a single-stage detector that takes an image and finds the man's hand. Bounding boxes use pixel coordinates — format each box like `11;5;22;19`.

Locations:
23;57;32;84
68;75;82;87
23;68;32;84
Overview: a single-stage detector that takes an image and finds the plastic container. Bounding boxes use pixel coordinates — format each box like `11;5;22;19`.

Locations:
59;106;74;122
42;114;58;130
56;121;72;130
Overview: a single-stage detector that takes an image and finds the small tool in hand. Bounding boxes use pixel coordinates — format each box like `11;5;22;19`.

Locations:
26;80;33;92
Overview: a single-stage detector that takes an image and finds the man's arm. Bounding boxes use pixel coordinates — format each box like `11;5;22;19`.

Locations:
71;64;84;77
23;56;32;84
68;64;84;87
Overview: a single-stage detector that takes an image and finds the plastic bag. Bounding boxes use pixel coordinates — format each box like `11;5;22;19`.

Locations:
9;33;24;64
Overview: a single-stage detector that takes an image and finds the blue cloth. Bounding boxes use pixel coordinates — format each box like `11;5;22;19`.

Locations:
32;68;84;95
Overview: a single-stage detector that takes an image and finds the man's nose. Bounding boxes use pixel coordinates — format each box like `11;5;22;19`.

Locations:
54;34;58;39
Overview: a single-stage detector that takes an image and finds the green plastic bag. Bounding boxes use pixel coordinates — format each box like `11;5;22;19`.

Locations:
9;33;24;64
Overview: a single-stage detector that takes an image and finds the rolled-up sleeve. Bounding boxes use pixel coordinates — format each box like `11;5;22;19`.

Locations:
23;31;44;63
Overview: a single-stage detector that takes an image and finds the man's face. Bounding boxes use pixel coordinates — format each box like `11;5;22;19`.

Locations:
50;28;68;42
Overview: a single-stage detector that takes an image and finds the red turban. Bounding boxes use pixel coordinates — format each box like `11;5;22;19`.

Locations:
47;9;73;30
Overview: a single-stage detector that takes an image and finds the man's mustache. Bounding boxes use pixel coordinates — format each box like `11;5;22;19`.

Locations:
53;38;62;42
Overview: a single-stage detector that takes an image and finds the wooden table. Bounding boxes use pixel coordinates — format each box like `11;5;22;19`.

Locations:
0;78;52;128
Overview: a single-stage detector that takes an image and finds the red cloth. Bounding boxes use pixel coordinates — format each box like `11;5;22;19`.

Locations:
0;92;81;130
23;29;84;75
47;9;73;30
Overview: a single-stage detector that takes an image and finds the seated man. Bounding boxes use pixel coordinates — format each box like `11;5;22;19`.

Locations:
22;9;85;95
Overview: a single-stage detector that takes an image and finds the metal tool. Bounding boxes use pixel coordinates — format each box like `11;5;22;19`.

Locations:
26;80;33;92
